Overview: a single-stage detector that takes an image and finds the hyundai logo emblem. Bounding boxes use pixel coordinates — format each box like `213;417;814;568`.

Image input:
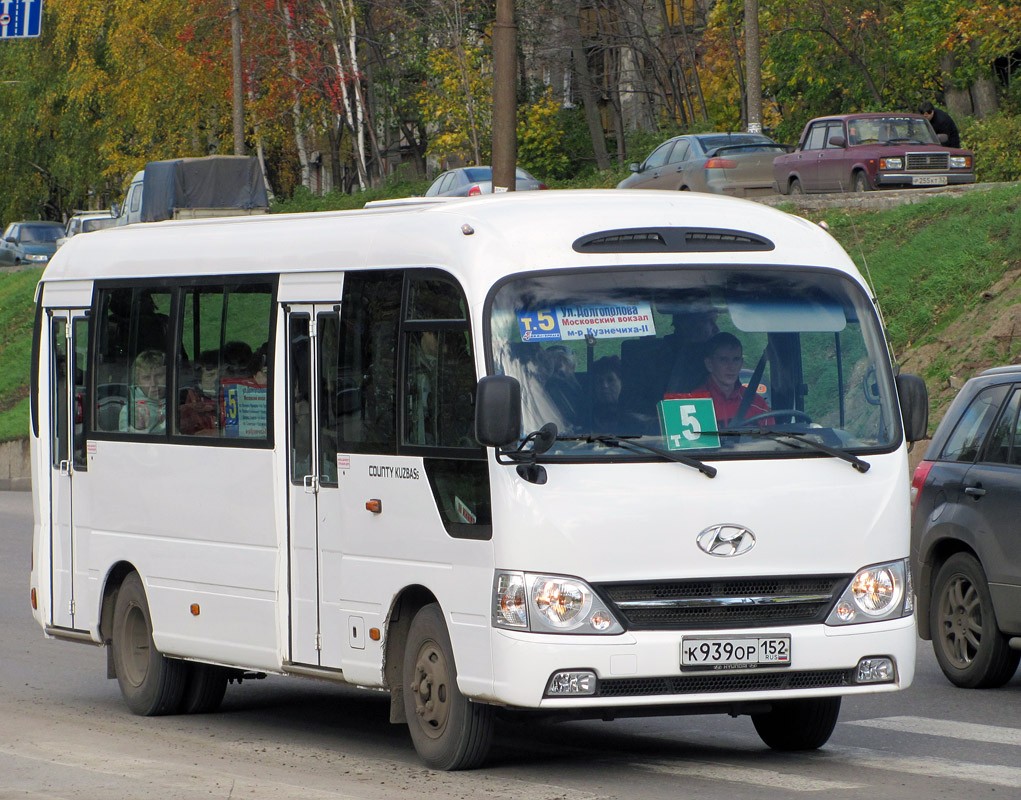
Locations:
696;524;756;557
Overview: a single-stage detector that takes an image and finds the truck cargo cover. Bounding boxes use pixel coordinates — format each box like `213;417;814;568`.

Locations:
141;156;269;223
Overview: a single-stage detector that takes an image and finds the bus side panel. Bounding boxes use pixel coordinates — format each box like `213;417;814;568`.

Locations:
29;301;52;632
73;441;283;671
327;453;495;694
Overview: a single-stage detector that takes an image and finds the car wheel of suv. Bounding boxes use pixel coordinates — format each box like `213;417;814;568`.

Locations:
930;553;1020;688
852;171;870;193
788;179;803;195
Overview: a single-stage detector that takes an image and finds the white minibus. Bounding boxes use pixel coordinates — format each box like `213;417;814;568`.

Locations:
30;190;928;770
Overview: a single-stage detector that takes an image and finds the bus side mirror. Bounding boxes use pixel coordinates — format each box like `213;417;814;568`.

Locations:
896;373;928;443
475;375;521;448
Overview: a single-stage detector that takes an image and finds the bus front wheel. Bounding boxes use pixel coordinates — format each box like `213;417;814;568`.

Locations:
111;572;188;716
752;696;841;750
402;603;494;770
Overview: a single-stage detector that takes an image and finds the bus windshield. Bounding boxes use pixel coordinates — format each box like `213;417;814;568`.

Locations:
488;266;900;460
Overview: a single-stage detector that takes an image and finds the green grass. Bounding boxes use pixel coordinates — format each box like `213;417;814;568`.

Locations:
0;268;41;442
816;185;1021;357
2;183;1019;442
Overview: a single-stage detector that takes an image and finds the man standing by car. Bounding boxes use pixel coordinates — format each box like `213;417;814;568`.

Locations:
921;102;961;148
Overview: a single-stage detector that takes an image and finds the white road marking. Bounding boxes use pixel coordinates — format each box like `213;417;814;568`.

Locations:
828;744;1021;790
845;715;1021;747
636;759;863;791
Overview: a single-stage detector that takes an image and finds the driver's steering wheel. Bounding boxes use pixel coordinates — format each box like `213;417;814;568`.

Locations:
736;409;813;426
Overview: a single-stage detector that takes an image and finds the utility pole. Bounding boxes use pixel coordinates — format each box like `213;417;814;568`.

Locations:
491;0;516;191
744;0;761;134
230;0;246;155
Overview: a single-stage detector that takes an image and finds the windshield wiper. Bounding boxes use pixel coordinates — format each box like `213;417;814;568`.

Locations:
556;434;717;478
717;428;870;473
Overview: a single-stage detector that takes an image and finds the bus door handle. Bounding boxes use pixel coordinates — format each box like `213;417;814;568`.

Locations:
303;475;318;494
964;485;986;498
59;459;71;477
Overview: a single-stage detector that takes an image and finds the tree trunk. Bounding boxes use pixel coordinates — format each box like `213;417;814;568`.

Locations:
939;51;974;118
280;0;310;190
568;5;612;170
744;0;762;133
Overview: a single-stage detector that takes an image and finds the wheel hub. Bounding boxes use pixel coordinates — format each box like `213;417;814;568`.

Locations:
410;642;450;739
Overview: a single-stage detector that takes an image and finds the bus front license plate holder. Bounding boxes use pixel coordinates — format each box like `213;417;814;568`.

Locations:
680;635;791;671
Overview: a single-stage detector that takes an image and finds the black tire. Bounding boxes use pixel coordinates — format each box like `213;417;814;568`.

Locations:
752;696;841;751
402;603;494;770
181;663;229;714
930;553;1020;688
852;171;870;193
110;572;188;715
788;178;803;195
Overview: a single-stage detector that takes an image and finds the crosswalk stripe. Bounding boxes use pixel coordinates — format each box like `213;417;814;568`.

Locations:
636;760;863;791
845;715;1021;747
829;744;1021;790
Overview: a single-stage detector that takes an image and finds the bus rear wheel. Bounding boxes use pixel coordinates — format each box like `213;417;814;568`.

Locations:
402;603;494;770
181;663;229;714
752;696;841;751
111;572;188;716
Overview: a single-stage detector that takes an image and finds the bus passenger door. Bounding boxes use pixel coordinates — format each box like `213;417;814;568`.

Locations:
286;304;341;667
48;311;88;630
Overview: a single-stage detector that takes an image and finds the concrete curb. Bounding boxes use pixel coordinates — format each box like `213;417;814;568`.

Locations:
0;439;31;491
756;181;1012;212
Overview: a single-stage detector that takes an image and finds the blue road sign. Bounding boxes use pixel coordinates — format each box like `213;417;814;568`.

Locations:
0;0;42;40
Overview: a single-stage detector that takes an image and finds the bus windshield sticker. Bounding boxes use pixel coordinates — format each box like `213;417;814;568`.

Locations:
517;301;656;342
657;399;720;450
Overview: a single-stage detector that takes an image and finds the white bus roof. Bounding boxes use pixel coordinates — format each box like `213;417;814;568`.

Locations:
39;190;862;292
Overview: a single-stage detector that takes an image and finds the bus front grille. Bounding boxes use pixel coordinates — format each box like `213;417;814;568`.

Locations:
595;575;850;630
597;669;851;697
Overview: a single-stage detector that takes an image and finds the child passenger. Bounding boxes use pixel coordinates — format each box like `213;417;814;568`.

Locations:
119;349;167;433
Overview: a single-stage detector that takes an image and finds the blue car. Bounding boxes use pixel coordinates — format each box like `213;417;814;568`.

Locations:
0;220;65;267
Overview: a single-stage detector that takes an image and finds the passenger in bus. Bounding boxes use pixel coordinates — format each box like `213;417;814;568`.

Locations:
180;349;220;436
667;331;771;428
542;345;584;423
620;290;719;417
223;340;253;378
119;349;167;433
591;355;624;431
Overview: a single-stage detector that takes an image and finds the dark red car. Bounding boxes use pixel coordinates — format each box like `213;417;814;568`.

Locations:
773;113;975;194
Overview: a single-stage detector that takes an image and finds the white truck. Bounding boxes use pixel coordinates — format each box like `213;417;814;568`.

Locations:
115;155;269;225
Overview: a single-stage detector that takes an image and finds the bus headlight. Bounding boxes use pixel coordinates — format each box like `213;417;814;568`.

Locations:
826;559;911;625
493;571;624;634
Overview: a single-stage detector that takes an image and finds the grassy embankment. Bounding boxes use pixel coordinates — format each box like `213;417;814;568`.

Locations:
2;182;1019;442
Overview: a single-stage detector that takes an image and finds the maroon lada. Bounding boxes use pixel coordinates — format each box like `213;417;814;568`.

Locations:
773;113;975;194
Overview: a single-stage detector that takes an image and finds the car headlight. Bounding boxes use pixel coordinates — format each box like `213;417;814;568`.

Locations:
879;157;902;170
826;559;912;625
25;253;48;262
950;155;971;169
493;571;624;634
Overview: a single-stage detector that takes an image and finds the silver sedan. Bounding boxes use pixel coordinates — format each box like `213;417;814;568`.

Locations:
617;133;792;197
424;166;547;197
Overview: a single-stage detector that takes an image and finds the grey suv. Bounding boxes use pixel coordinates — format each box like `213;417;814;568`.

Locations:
911;365;1021;687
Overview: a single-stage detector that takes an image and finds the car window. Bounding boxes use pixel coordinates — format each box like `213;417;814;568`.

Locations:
980;388;1021;465
424;175;444;196
22;225;63;244
805;125;829;151
825;123;845;148
464;168;492;182
669;141;690;163
940;384;1010;462
643;141;676;170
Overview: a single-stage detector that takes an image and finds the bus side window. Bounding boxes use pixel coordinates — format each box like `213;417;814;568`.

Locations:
93;287;171;435
337;271;401;455
401;271;491;538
